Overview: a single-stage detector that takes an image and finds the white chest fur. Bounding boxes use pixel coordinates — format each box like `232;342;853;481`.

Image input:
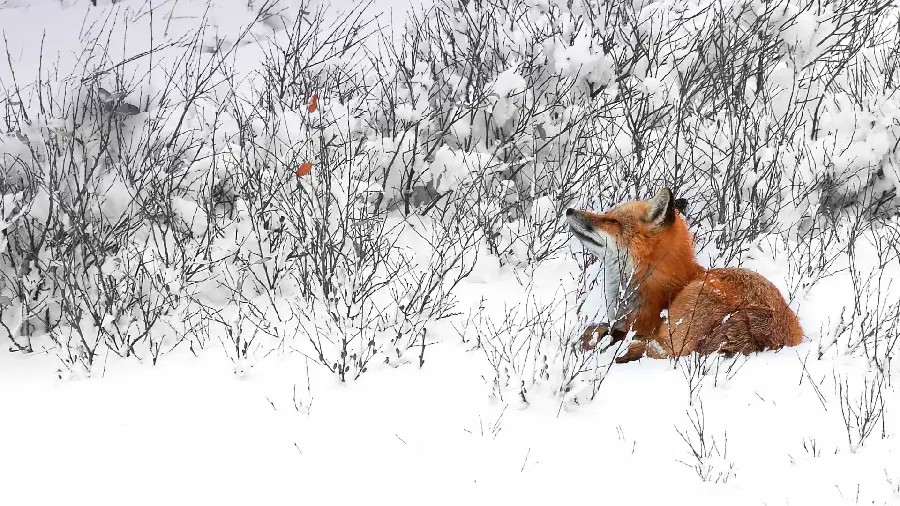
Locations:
580;231;637;330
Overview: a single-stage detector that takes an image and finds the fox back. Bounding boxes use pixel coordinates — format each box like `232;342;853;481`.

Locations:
567;188;803;359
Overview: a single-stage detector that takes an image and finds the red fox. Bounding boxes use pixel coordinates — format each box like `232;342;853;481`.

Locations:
567;188;803;363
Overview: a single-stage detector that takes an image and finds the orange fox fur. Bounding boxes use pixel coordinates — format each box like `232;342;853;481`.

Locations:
567;188;803;363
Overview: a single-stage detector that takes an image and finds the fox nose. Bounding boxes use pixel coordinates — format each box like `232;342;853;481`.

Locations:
566;208;575;216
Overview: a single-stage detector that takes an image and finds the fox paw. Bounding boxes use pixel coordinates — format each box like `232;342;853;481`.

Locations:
614;341;647;364
614;340;669;363
581;325;631;351
580;325;609;350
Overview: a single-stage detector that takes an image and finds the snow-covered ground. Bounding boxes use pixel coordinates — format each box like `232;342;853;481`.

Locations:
2;0;900;505
2;254;899;505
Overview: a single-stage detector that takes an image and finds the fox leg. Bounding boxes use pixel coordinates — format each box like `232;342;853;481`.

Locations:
581;325;663;362
657;274;781;357
652;320;698;358
649;277;733;358
644;307;771;360
581;324;671;363
700;307;777;356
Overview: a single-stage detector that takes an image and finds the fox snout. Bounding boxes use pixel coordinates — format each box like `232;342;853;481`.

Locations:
567;209;607;251
565;208;586;224
566;209;590;234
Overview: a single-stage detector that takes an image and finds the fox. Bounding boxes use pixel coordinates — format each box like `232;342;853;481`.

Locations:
567;187;804;363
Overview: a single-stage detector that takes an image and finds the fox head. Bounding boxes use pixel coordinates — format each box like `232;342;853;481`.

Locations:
566;187;693;272
567;187;696;327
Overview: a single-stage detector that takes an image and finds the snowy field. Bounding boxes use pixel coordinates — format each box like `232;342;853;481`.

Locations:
2;0;900;504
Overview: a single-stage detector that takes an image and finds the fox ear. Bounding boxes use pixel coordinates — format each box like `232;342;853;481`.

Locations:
674;197;688;215
647;187;676;227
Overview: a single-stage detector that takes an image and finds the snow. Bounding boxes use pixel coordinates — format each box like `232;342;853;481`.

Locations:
2;0;900;505
3;283;899;505
5;236;900;504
